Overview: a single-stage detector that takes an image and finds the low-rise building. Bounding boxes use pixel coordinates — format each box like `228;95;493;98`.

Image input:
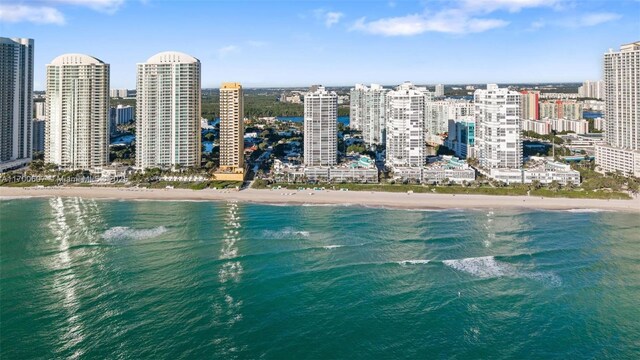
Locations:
391;156;475;184
422;157;475;184
275;155;378;183
522;118;589;135
595;145;640;177
522;119;552;134
489;161;580;185
524;161;581;185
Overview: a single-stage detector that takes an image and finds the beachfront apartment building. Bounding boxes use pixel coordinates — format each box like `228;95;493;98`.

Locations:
217;82;245;180
304;85;337;166
385;82;430;168
475;84;522;171
136;51;201;170
0;37;34;172
350;84;388;146
596;41;640;177
45;53;110;170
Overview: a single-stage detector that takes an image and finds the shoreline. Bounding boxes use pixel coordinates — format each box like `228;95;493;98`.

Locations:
1;186;638;212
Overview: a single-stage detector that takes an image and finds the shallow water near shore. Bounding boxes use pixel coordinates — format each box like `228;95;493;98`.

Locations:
1;198;639;359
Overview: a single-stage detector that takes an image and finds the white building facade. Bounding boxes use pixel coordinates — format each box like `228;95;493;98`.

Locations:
578;80;605;99
136;51;201;170
350;83;388;146
0;37;34;172
45;53;110;170
475;84;522;170
596;42;640;177
304;85;337;166
426;99;473;138
385;82;430;168
110;88;128;98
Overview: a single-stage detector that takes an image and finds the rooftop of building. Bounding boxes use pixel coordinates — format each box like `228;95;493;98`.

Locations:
221;82;242;89
620;41;640;51
49;53;106;66
143;51;199;64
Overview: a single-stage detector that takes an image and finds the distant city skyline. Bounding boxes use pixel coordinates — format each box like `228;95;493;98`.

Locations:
1;0;638;89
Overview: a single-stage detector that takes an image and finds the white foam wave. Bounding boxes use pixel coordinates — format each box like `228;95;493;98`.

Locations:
323;245;344;249
0;196;35;200
443;256;562;286
398;259;430;265
562;208;609;213
101;226;167;240
443;256;513;278
262;228;310;238
361;204;450;212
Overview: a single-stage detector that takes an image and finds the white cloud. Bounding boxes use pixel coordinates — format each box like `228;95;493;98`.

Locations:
351;10;508;36
573;12;621;27
325;11;344;27
0;4;65;24
529;12;621;30
461;0;563;13
350;0;567;36
48;0;125;13
218;45;239;58
314;9;344;28
0;0;127;25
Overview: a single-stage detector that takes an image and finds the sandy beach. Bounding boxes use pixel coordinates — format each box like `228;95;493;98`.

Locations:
1;186;638;212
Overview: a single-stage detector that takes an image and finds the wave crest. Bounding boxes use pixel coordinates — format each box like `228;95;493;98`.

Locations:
262;228;310;239
398;260;430;265
443;256;509;278
101;226;168;240
443;256;561;286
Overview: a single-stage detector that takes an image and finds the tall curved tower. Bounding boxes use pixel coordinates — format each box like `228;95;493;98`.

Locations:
136;51;201;170
45;53;109;170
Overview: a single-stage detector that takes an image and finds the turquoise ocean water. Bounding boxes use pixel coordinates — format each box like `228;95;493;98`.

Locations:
1;198;639;359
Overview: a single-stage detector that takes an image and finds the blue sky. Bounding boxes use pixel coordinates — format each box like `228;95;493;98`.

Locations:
1;0;638;89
